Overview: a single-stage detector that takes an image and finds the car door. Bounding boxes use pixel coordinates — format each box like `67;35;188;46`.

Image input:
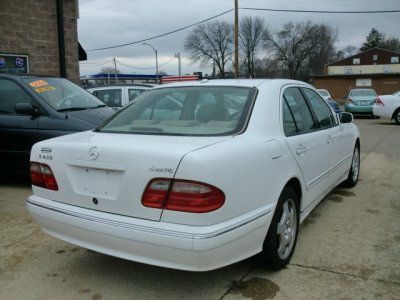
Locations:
282;86;331;209
0;78;39;173
301;87;350;186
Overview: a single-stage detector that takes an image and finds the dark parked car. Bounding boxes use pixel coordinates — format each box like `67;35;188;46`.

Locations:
0;74;115;174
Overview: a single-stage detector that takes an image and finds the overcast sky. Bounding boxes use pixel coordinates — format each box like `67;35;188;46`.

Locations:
78;0;400;77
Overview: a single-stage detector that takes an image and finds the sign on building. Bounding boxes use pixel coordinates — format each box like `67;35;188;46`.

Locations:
0;53;29;74
356;79;372;87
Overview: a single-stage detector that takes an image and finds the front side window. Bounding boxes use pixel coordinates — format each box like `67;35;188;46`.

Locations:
99;86;256;136
93;89;122;107
302;88;336;129
22;77;104;111
283;87;316;135
0;79;32;114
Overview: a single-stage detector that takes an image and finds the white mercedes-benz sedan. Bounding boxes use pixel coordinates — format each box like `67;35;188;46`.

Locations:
27;79;360;271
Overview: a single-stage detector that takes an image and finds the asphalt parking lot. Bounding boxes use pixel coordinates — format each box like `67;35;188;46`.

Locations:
1;118;399;300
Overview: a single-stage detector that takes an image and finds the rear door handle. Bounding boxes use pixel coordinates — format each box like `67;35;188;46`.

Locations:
296;145;307;155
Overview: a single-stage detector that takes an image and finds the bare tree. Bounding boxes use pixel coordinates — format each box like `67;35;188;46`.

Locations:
263;21;337;79
185;21;233;78
239;16;269;78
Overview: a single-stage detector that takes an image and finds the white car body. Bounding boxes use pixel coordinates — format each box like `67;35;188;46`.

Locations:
373;91;400;123
87;84;153;107
27;79;360;271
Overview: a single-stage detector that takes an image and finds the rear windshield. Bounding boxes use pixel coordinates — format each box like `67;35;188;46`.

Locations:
350;89;377;97
98;86;257;136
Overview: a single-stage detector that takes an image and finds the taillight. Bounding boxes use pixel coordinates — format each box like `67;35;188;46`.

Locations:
376;97;384;106
30;162;58;191
141;178;225;213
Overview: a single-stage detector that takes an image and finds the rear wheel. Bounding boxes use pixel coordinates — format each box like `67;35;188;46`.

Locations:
257;187;299;270
394;108;400;125
344;144;360;187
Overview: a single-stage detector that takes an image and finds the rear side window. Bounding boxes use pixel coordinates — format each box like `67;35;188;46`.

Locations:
302;88;336;129
282;99;297;136
0;78;32;114
93;89;122;107
283;87;316;135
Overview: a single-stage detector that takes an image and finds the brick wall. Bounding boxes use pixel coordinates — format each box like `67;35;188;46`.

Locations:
0;0;80;83
313;76;400;100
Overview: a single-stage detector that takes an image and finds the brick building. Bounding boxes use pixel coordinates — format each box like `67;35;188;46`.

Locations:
311;48;400;99
0;0;84;83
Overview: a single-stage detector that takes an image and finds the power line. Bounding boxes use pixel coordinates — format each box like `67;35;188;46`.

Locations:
86;9;234;51
116;57;176;70
79;59;113;65
240;7;400;14
84;6;400;52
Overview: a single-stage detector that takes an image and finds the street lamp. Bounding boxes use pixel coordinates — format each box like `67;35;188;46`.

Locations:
143;42;159;84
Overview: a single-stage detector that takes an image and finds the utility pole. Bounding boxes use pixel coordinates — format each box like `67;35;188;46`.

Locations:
113;57;118;83
175;52;182;81
234;0;239;79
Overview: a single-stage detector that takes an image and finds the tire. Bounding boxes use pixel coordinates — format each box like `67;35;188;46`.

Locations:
257;187;299;270
344;144;360;187
394;108;400;125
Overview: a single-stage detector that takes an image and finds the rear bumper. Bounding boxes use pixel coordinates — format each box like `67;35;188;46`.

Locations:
27;195;274;271
344;104;373;114
373;105;393;119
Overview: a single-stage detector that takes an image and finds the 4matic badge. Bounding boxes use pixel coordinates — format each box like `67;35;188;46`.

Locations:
148;166;174;174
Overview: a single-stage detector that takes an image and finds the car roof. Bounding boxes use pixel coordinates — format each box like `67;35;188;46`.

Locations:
350;88;376;91
153;79;308;89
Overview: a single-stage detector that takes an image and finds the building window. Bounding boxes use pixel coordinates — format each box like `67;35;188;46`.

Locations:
391;56;399;64
372;55;378;61
353;58;360;65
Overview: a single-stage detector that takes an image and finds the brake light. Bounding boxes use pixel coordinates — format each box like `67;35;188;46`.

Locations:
376;97;384;106
142;178;225;213
30;162;58;191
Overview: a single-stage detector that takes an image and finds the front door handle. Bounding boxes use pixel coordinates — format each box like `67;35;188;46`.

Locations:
296;145;307;155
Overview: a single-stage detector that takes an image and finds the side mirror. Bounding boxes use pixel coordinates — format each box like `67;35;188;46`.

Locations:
15;103;38;116
339;112;353;123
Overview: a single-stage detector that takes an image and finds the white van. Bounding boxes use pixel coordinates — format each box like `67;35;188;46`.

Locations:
87;84;154;107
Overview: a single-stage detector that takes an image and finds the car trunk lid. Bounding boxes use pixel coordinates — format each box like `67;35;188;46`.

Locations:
31;131;231;221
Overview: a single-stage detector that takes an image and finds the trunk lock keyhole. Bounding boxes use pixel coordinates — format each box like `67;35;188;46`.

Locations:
93;198;98;205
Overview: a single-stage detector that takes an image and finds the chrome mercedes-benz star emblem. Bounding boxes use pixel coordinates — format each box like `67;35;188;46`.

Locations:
89;146;99;160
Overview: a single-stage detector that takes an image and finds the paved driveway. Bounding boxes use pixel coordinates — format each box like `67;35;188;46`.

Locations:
1;119;399;300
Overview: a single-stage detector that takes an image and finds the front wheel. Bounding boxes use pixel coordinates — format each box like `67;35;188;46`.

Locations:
257;187;299;270
344;144;360;187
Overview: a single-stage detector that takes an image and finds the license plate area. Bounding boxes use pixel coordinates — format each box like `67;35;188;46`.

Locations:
67;165;123;199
